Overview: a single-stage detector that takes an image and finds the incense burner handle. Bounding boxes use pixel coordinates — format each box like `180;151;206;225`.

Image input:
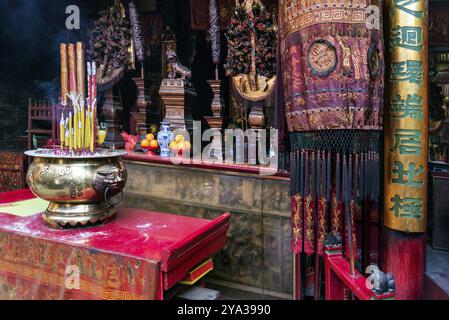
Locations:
104;187;123;208
92;162;127;207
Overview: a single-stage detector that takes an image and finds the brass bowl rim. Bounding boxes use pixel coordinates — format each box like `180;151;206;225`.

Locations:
25;148;127;159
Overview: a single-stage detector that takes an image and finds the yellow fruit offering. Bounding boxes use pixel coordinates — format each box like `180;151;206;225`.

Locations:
146;133;155;141
175;134;184;143
149;139;158;148
184;141;191;150
141;139;150;148
169;141;177;149
177;141;185;150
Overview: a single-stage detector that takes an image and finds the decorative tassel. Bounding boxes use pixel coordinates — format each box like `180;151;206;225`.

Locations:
289;137;381;282
317;151;328;255
291;150;305;254
332;153;343;236
129;2;145;63
209;0;221;66
305;151;316;254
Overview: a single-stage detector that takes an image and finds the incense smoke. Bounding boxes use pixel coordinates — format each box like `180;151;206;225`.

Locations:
0;0;88;88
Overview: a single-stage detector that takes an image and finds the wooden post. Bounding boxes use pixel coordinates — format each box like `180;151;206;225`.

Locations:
102;88;125;150
383;0;428;299
130;77;151;136
159;79;196;134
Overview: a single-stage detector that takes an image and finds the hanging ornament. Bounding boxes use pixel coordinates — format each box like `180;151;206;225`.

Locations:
225;0;277;102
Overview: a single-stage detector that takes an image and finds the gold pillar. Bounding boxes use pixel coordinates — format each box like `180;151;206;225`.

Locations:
384;0;428;233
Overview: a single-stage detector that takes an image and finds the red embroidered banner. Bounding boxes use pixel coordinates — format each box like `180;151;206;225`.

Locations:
279;0;384;132
291;194;303;254
317;197;328;256
304;193;315;254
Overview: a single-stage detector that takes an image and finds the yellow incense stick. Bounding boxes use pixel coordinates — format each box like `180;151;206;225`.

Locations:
90;110;94;152
65;127;69;148
78;118;82;150
85;106;90;148
60;114;65;149
77;105;81;149
80;103;85;149
65;118;69;148
76;107;80;149
84;110;87;148
72;127;75;151
68;112;73;151
74;107;79;149
78;107;82;149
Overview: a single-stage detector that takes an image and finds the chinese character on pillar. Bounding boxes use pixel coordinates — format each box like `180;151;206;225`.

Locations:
384;0;428;233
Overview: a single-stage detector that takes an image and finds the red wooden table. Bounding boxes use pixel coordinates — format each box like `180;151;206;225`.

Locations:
0;189;230;300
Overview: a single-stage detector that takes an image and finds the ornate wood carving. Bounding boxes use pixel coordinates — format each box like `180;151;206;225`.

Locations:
159;79;196;133
102;88;124;149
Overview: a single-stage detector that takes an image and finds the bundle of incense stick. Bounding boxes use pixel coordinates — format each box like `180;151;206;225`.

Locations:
59;42;99;153
60;91;93;153
289;149;380;299
87;61;98;152
61;42;86;104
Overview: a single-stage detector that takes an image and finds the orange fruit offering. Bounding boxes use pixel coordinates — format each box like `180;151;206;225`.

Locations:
149;139;158;148
175;134;184;143
146;133;155;141
184;141;191;150
141;139;150;148
169;141;177;149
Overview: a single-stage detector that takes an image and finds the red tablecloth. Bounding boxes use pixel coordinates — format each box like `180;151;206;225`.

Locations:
0;189;230;300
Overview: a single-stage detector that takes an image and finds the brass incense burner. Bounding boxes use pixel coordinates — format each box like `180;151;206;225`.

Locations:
25;149;127;229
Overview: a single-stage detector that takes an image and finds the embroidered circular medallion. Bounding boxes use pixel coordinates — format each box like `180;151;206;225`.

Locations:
368;43;381;79
307;40;337;77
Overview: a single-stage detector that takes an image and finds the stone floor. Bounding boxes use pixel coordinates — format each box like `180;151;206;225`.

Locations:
206;283;282;300
425;245;449;299
426;245;449;273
